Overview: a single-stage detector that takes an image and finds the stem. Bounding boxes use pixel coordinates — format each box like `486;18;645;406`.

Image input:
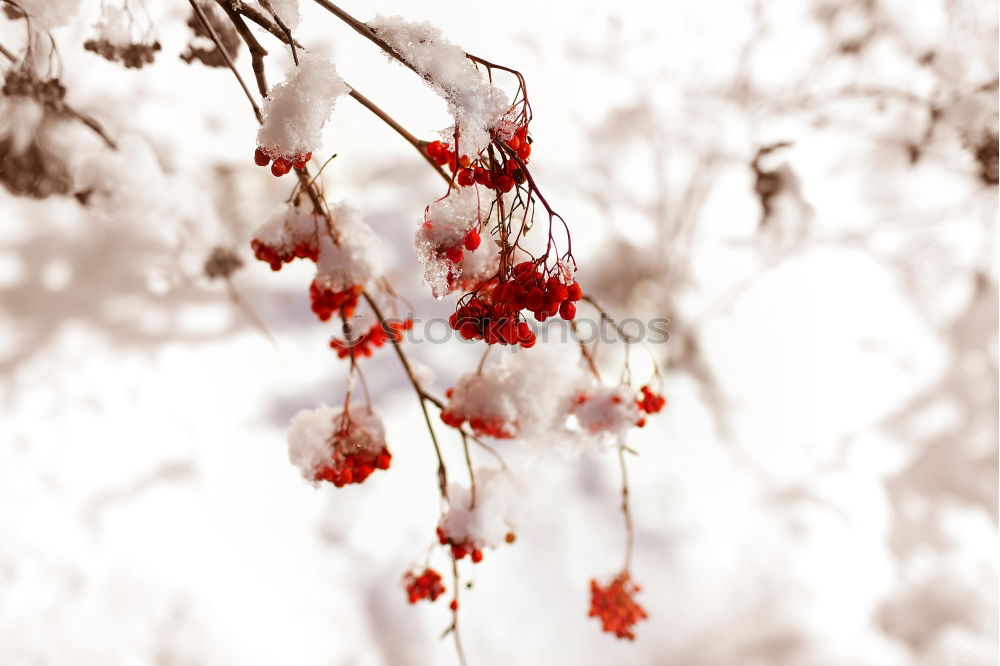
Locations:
617;444;634;571
448;558;469;666
218;2;268;94
364;292;449;500
461;432;476;509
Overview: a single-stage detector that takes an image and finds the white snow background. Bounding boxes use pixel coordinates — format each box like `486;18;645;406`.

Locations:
0;0;996;665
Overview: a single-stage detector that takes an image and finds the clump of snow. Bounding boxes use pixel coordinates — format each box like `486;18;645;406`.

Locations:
439;468;522;549
369;15;510;154
251;205;320;252
287;404;385;482
456;240;500;291
415;188;488;297
570;384;642;443
315;203;385;289
257;54;350;159
444;344;591;449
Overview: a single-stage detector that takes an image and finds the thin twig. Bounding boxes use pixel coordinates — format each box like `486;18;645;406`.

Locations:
617;444;634;572
217;2;268;94
346;87;450;183
189;0;262;123
364;293;449;500
310;0;420;77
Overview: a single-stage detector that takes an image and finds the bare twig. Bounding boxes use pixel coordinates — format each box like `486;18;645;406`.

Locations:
617;444;634;571
188;0;262;123
364;292;450;500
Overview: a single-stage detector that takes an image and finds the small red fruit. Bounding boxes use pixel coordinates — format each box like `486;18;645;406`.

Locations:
464;227;481;251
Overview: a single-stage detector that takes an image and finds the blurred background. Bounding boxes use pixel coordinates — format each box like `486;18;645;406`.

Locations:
0;0;996;664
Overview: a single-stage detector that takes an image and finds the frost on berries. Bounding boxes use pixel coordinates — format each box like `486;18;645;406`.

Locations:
369;15;509;154
287;404;391;487
437;468;521;562
589;572;648;640
404;568;446;603
415;187;495;298
255;54;350;175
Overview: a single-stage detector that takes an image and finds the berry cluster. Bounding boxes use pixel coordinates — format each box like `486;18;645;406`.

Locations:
311;418;392;488
424;124;531;193
588;573;648;640
494;261;582;322
448;295;537;347
404;568;446;604
253;147;313;177
329;319;414;359
637;386;666;414
436;527;485;563
310;281;363;321
313;445;391;487
440;410;517;439
251;236;318;271
84;38;161;68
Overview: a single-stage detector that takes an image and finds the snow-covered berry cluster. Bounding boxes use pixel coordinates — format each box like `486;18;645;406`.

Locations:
253;147;312;177
436;468;521;563
251;203;384;322
404;568;446;603
588;572;648;640
287;405;391;487
250;206;320;270
571;385;644;438
255;54;349;176
424;123;531;191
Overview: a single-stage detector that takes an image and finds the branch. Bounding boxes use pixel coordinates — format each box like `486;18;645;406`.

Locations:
217;1;268;94
346;87;450;183
310;0;420;78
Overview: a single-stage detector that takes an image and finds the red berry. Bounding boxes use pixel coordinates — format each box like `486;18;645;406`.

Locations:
254;148;270;166
450;600;459;611
464;228;481;251
559;301;576;320
271;158;290;177
444;246;464;264
566;282;583;301
498;175;515;192
457;168;476;187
